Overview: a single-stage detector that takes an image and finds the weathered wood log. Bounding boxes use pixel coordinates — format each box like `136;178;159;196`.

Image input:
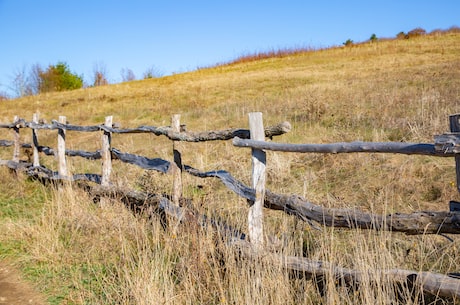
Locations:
4;119;291;141
434;133;460;153
232;239;460;299
0;160;32;170
98;121;292;141
0;117;27;129
0;140;14;147
111;149;170;173
88;185;246;240
264;192;460;234
183;166;460;234
233;137;454;157
2;143;170;171
0;161;102;183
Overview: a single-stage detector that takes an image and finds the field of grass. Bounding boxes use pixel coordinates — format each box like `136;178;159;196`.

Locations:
0;30;460;304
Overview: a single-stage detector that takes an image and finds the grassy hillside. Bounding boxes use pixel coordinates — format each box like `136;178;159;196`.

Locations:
0;31;460;304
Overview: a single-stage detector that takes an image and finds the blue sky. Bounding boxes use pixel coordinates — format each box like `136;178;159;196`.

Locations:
0;1;459;96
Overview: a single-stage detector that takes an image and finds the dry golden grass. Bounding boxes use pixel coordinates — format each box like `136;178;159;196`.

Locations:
0;31;460;304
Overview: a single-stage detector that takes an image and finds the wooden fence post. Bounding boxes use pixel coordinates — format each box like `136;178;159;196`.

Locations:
57;115;68;178
171;114;183;206
12;116;20;163
248;112;266;249
32;113;40;167
101;116;113;186
450;114;460;193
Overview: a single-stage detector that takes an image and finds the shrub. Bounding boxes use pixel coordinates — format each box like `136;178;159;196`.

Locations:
121;68;136;82
369;34;378;42
143;66;163;79
447;25;460;33
407;27;426;38
11;65;35;97
92;62;109;87
93;72;108;87
396;31;407;39
343;39;353;46
38;62;83;93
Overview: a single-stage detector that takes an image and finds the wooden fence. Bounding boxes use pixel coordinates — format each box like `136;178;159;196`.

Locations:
1;112;460;299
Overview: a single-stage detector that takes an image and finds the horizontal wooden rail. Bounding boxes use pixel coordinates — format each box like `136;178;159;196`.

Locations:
0;142;171;172
183;166;460;235
0;118;291;142
233;240;460;299
233;138;453;157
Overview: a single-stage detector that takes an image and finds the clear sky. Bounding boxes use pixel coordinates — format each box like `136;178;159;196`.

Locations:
0;0;459;97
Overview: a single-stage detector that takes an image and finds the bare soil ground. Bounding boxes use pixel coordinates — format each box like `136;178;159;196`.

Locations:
0;261;46;305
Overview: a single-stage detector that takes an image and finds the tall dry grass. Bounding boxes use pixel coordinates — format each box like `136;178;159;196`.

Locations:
3;180;458;304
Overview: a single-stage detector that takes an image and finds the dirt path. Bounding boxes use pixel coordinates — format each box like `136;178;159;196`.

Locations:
0;261;46;305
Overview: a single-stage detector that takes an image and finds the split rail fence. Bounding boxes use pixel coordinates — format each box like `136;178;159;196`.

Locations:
1;112;460;299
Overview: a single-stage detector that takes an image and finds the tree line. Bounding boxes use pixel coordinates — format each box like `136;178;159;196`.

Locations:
1;62;162;99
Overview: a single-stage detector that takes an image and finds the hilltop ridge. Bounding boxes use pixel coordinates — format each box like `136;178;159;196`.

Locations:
2;30;459;138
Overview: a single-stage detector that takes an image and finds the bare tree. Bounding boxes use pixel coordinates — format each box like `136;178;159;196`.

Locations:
143;65;163;79
121;68;136;82
92;62;109;86
29;63;43;94
11;66;27;97
0;90;9;101
11;65;35;97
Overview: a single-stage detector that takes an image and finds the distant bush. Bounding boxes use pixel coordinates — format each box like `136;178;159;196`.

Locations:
93;72;109;87
369;34;378;42
92;62;109;87
407;27;426;38
121;68;136;82
395;28;426;40
429;26;460;36
396;31;407;39
143;66;163;79
38;62;83;93
343;39;353;46
447;25;460;33
429;28;444;36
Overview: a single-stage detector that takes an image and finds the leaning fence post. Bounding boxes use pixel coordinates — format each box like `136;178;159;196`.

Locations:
57;115;68;178
248;112;266;249
32;113;40;167
101;116;113;186
450;114;460;193
12;115;20;163
171;114;183;206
